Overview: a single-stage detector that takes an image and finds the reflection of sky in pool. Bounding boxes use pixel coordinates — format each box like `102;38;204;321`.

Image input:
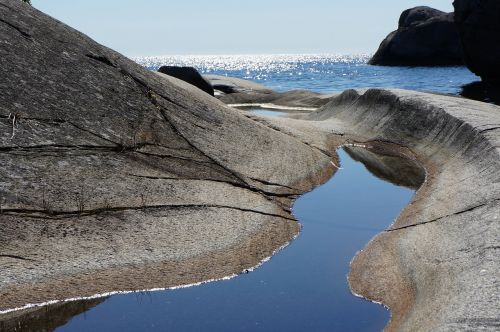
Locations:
51;149;414;332
250;109;288;117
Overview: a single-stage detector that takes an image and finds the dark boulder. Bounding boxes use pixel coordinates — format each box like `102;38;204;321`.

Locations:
369;6;463;66
158;66;214;96
398;6;444;27
460;81;500;106
453;0;500;82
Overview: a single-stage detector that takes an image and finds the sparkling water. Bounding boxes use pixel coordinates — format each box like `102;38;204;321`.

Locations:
136;54;479;95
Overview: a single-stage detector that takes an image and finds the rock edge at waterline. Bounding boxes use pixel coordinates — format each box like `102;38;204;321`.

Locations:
261;88;499;331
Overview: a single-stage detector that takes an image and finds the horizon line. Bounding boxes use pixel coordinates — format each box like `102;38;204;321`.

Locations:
133;52;374;59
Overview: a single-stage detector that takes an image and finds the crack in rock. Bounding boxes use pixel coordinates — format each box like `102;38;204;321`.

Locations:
0;254;35;262
387;198;500;232
0;18;31;39
1;203;295;221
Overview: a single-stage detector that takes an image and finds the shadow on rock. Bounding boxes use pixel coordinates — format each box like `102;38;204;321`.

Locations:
460;81;500;106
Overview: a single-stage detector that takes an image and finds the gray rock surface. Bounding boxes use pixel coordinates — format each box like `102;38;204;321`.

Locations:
369;6;463;66
454;0;500;82
157;66;214;95
213;81;499;331
0;0;333;311
206;79;333;110
291;89;499;331
204;75;334;109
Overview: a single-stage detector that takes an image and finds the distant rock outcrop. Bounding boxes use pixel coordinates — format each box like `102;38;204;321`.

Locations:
454;0;500;82
204;75;334;109
369;6;463;66
204;75;273;95
157;66;214;95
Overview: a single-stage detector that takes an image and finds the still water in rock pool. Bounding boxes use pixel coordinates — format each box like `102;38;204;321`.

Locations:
246;109;288;117
16;148;415;332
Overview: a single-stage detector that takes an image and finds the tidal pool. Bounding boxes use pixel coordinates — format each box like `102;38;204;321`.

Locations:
249;109;287;117
3;148;417;332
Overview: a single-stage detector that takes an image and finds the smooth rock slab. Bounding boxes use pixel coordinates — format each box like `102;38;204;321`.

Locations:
0;0;333;311
267;88;500;331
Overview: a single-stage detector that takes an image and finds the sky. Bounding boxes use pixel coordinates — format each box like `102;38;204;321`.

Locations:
32;0;454;57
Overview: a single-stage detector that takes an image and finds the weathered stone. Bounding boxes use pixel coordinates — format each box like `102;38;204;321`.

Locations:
453;0;500;82
157;66;215;95
233;85;500;330
369;6;463;66
0;0;333;312
203;75;334;109
298;89;500;331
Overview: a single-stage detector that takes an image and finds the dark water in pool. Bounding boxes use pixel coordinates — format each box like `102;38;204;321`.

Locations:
137;54;478;95
29;149;414;332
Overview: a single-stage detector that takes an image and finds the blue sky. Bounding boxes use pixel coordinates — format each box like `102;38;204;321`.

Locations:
32;0;454;57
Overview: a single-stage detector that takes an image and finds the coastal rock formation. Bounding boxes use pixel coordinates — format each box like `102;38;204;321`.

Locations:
0;0;333;312
1;1;499;331
454;0;500;82
204;75;334;109
157;66;215;95
299;89;499;331
369;6;463;66
211;81;499;330
205;74;274;95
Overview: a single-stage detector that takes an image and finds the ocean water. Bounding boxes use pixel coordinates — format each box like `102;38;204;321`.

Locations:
136;54;479;95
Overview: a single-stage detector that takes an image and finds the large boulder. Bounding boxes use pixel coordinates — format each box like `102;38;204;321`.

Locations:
369;6;463;66
453;0;500;82
157;66;215;95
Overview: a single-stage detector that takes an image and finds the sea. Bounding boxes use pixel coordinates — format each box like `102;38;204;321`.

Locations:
135;54;479;96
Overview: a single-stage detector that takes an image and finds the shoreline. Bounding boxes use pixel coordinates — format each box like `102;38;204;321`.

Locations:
0;226;302;316
0;141;417;317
